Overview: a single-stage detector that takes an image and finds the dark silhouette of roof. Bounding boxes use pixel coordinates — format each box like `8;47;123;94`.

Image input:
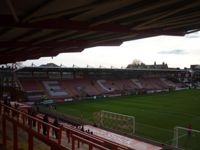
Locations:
0;0;200;64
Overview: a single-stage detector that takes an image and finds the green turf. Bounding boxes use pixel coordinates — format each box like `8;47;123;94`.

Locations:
55;89;200;148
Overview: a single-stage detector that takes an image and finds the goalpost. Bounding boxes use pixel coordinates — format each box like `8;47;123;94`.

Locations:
93;110;135;135
173;126;200;149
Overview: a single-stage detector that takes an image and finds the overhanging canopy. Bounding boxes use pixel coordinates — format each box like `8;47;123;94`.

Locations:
0;0;200;64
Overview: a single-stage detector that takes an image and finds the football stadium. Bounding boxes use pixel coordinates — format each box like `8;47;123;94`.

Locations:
0;1;200;150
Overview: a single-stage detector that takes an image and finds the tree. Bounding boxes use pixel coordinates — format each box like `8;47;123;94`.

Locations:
132;59;143;66
127;59;146;68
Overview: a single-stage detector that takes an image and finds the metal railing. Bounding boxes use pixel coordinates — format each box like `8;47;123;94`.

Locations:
0;102;134;150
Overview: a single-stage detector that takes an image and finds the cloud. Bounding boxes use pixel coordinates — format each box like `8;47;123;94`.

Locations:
185;31;200;38
158;49;187;55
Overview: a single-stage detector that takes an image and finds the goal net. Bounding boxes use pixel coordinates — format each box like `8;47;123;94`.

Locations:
172;126;200;150
93;110;135;135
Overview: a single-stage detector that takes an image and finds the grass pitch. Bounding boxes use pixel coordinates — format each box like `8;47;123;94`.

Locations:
55;89;200;146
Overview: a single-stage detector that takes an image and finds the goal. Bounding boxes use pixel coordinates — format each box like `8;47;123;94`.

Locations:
93;110;135;135
172;126;200;150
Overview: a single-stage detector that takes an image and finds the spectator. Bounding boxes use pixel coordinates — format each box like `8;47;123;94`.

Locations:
14;103;19;109
3;98;8;114
31;108;36;127
75;124;78;129
81;126;84;132
6;100;11;115
7;100;11;107
28;108;32;126
53;118;59;139
12;103;19;118
86;129;90;133
43;114;49;135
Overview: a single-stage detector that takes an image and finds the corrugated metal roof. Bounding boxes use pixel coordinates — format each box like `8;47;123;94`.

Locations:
0;0;200;64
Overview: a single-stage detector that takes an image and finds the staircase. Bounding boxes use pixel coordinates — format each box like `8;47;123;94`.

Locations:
13;72;24;91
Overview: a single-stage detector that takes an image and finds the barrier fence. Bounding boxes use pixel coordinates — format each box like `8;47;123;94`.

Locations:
0;103;134;150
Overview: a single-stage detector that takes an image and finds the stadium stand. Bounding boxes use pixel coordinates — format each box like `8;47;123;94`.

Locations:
61;79;100;97
19;79;46;101
120;79;139;90
160;78;184;89
0;1;199;149
0;102;148;150
131;79;144;89
97;80;115;93
138;78;161;90
13;67;190;102
151;78;170;89
20;79;44;92
42;81;69;98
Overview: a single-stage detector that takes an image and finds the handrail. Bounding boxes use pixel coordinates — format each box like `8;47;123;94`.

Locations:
1;103;59;129
62;124;131;150
0;103;63;148
72;134;109;150
0;102;134;150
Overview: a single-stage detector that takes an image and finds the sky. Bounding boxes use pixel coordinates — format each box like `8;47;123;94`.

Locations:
22;31;200;69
